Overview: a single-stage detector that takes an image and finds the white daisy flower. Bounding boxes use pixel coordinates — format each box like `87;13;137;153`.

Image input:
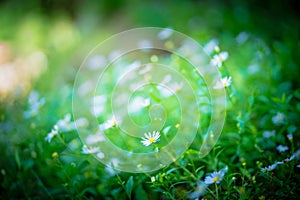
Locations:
210;51;228;67
214;76;232;89
141;131;160;146
82;145;100;154
272;112;285;126
204;167;227;185
276;145;289;153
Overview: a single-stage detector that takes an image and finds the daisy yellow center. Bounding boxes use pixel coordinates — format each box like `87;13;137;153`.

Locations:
213;177;219;183
111;121;117;126
149;137;155;143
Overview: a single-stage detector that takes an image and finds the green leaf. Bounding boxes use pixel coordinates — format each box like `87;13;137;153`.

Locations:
125;176;134;199
134;185;148;200
15;150;21;169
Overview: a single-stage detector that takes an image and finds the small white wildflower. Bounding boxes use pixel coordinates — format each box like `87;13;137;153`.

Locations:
263;130;276;138
210;51;228;67
287;133;293;140
99;116;119;130
284;154;295;162
261;163;277;173
23;91;45;118
203;39;219;55
56;113;76;132
297;165;300;168
272;112;285;126
204;167;227;185
277;145;289;153
214;76;232;89
45;127;58;143
82;145;100;154
141;131;160;146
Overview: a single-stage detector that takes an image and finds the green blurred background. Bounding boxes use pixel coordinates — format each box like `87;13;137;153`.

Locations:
0;0;300;199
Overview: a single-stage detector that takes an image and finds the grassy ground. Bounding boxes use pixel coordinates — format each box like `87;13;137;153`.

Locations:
0;0;300;199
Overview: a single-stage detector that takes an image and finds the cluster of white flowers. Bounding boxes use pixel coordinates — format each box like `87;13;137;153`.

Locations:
261;149;300;173
210;51;229;68
45;113;88;143
205;40;232;90
23;91;45;118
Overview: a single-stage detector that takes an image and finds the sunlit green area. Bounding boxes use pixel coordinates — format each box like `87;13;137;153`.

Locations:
1;0;300;199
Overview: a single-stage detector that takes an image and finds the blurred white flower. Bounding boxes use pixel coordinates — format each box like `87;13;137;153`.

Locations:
56;113;75;132
263;130;276;138
158;82;183;97
203;39;219;55
204;167;228;185
236;32;249;45
82;145;100;154
287;133;293;140
91;95;106;117
210;51;228;67
45;126;58;143
23;91;45;118
99;116;119;130
87;55;107;70
188;181;208;199
97;152;105;159
272;112;285;126
141;131;160;146
157;28;173;40
261;163;277;173
214;76;232;89
128;97;150;113
277;145;289;153
85;132;105;145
